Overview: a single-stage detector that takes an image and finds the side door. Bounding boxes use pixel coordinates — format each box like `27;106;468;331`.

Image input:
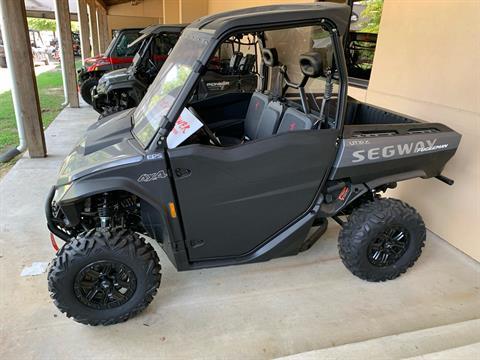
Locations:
167;129;339;261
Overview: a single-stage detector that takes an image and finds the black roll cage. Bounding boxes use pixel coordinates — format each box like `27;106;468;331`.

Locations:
146;17;348;154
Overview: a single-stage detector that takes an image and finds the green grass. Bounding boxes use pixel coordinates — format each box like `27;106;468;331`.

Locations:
0;68;65;153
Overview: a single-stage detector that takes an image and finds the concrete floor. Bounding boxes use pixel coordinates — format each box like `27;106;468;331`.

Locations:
0;105;479;359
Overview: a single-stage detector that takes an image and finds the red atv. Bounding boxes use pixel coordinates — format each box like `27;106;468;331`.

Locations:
77;28;142;104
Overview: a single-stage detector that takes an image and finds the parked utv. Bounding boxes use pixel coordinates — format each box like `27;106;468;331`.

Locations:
91;24;258;118
91;24;185;117
77;28;142;104
46;3;461;326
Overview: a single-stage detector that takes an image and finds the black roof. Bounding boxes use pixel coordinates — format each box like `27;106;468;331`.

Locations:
140;24;188;35
129;24;187;48
188;3;351;38
118;28;143;32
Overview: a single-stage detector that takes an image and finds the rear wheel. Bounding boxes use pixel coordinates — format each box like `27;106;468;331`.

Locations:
80;77;98;105
48;229;161;325
338;198;426;282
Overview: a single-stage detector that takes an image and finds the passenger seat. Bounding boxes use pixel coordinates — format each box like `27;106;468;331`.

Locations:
217;91;268;145
277;107;315;133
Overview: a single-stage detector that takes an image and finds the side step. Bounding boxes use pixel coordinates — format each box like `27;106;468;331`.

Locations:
299;218;328;252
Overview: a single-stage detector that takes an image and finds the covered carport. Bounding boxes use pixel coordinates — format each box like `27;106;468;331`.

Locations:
0;1;479;359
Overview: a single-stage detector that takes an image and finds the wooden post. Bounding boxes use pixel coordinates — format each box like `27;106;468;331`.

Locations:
55;0;79;108
88;1;100;56
0;0;46;157
77;0;91;62
97;9;108;53
102;12;110;49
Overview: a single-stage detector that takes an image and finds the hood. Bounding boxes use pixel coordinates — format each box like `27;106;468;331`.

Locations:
84;54;105;66
56;109;143;186
98;68;132;87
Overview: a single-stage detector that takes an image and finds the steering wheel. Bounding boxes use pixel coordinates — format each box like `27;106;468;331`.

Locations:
188;107;222;146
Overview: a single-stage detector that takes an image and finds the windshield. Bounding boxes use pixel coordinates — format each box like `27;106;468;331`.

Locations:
132;30;210;147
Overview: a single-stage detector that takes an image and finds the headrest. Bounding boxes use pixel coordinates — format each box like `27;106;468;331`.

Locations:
299;52;324;78
262;48;278;67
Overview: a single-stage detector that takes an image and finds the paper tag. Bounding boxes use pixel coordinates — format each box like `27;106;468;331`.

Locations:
167;108;204;148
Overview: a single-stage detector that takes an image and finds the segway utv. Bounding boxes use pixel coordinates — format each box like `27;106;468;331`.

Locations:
46;3;461;325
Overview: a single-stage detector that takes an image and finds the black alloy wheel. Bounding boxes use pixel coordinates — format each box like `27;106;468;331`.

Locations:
74;260;137;310
367;226;410;267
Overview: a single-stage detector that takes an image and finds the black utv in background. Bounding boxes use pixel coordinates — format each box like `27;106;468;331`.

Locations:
46;3;461;326
91;24;186;117
77;28;142;104
91;25;258;117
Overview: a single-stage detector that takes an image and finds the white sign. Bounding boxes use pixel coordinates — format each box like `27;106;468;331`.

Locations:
166;108;204;149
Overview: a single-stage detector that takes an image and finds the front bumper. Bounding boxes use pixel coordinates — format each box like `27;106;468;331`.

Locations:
45;186;73;242
91;85;106;114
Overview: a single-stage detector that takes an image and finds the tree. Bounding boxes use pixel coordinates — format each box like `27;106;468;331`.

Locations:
360;0;383;34
27;18;80;33
27;18;56;32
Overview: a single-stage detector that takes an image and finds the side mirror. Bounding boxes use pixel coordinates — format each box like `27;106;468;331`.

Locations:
299;52;324;78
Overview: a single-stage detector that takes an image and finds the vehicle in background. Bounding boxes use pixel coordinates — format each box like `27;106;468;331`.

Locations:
29;30;50;66
91;25;258;118
77;28;142;104
72;32;81;57
345;31;377;86
91;24;185;117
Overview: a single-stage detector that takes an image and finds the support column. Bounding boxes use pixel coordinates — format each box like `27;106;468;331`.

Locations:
55;0;79;108
0;0;46;157
163;0;180;24
88;1;100;56
103;12;110;48
77;0;91;62
97;9;108;53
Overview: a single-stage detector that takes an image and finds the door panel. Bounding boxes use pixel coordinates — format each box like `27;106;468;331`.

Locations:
168;129;339;260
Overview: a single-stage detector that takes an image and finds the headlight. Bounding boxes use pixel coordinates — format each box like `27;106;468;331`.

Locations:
52;183;72;204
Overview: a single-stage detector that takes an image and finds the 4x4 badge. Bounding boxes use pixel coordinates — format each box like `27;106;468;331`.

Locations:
137;170;168;182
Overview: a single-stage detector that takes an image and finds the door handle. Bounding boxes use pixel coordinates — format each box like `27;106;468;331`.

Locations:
175;168;192;178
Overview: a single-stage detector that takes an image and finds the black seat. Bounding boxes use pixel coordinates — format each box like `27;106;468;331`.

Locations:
217;91;268;145
277;107;314;133
255;101;284;139
218;47;286;145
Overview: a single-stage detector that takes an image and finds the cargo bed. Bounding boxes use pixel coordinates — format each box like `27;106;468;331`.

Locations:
330;99;461;185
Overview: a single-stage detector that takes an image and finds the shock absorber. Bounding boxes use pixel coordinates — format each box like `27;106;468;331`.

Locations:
98;194;111;228
319;67;333;124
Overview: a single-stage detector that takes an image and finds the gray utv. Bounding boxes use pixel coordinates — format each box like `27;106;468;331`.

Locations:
91;24;186;117
46;3;461;326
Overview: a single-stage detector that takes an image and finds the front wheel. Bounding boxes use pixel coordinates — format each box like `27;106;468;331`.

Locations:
79;77;98;105
338;198;426;282
47;229;161;325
